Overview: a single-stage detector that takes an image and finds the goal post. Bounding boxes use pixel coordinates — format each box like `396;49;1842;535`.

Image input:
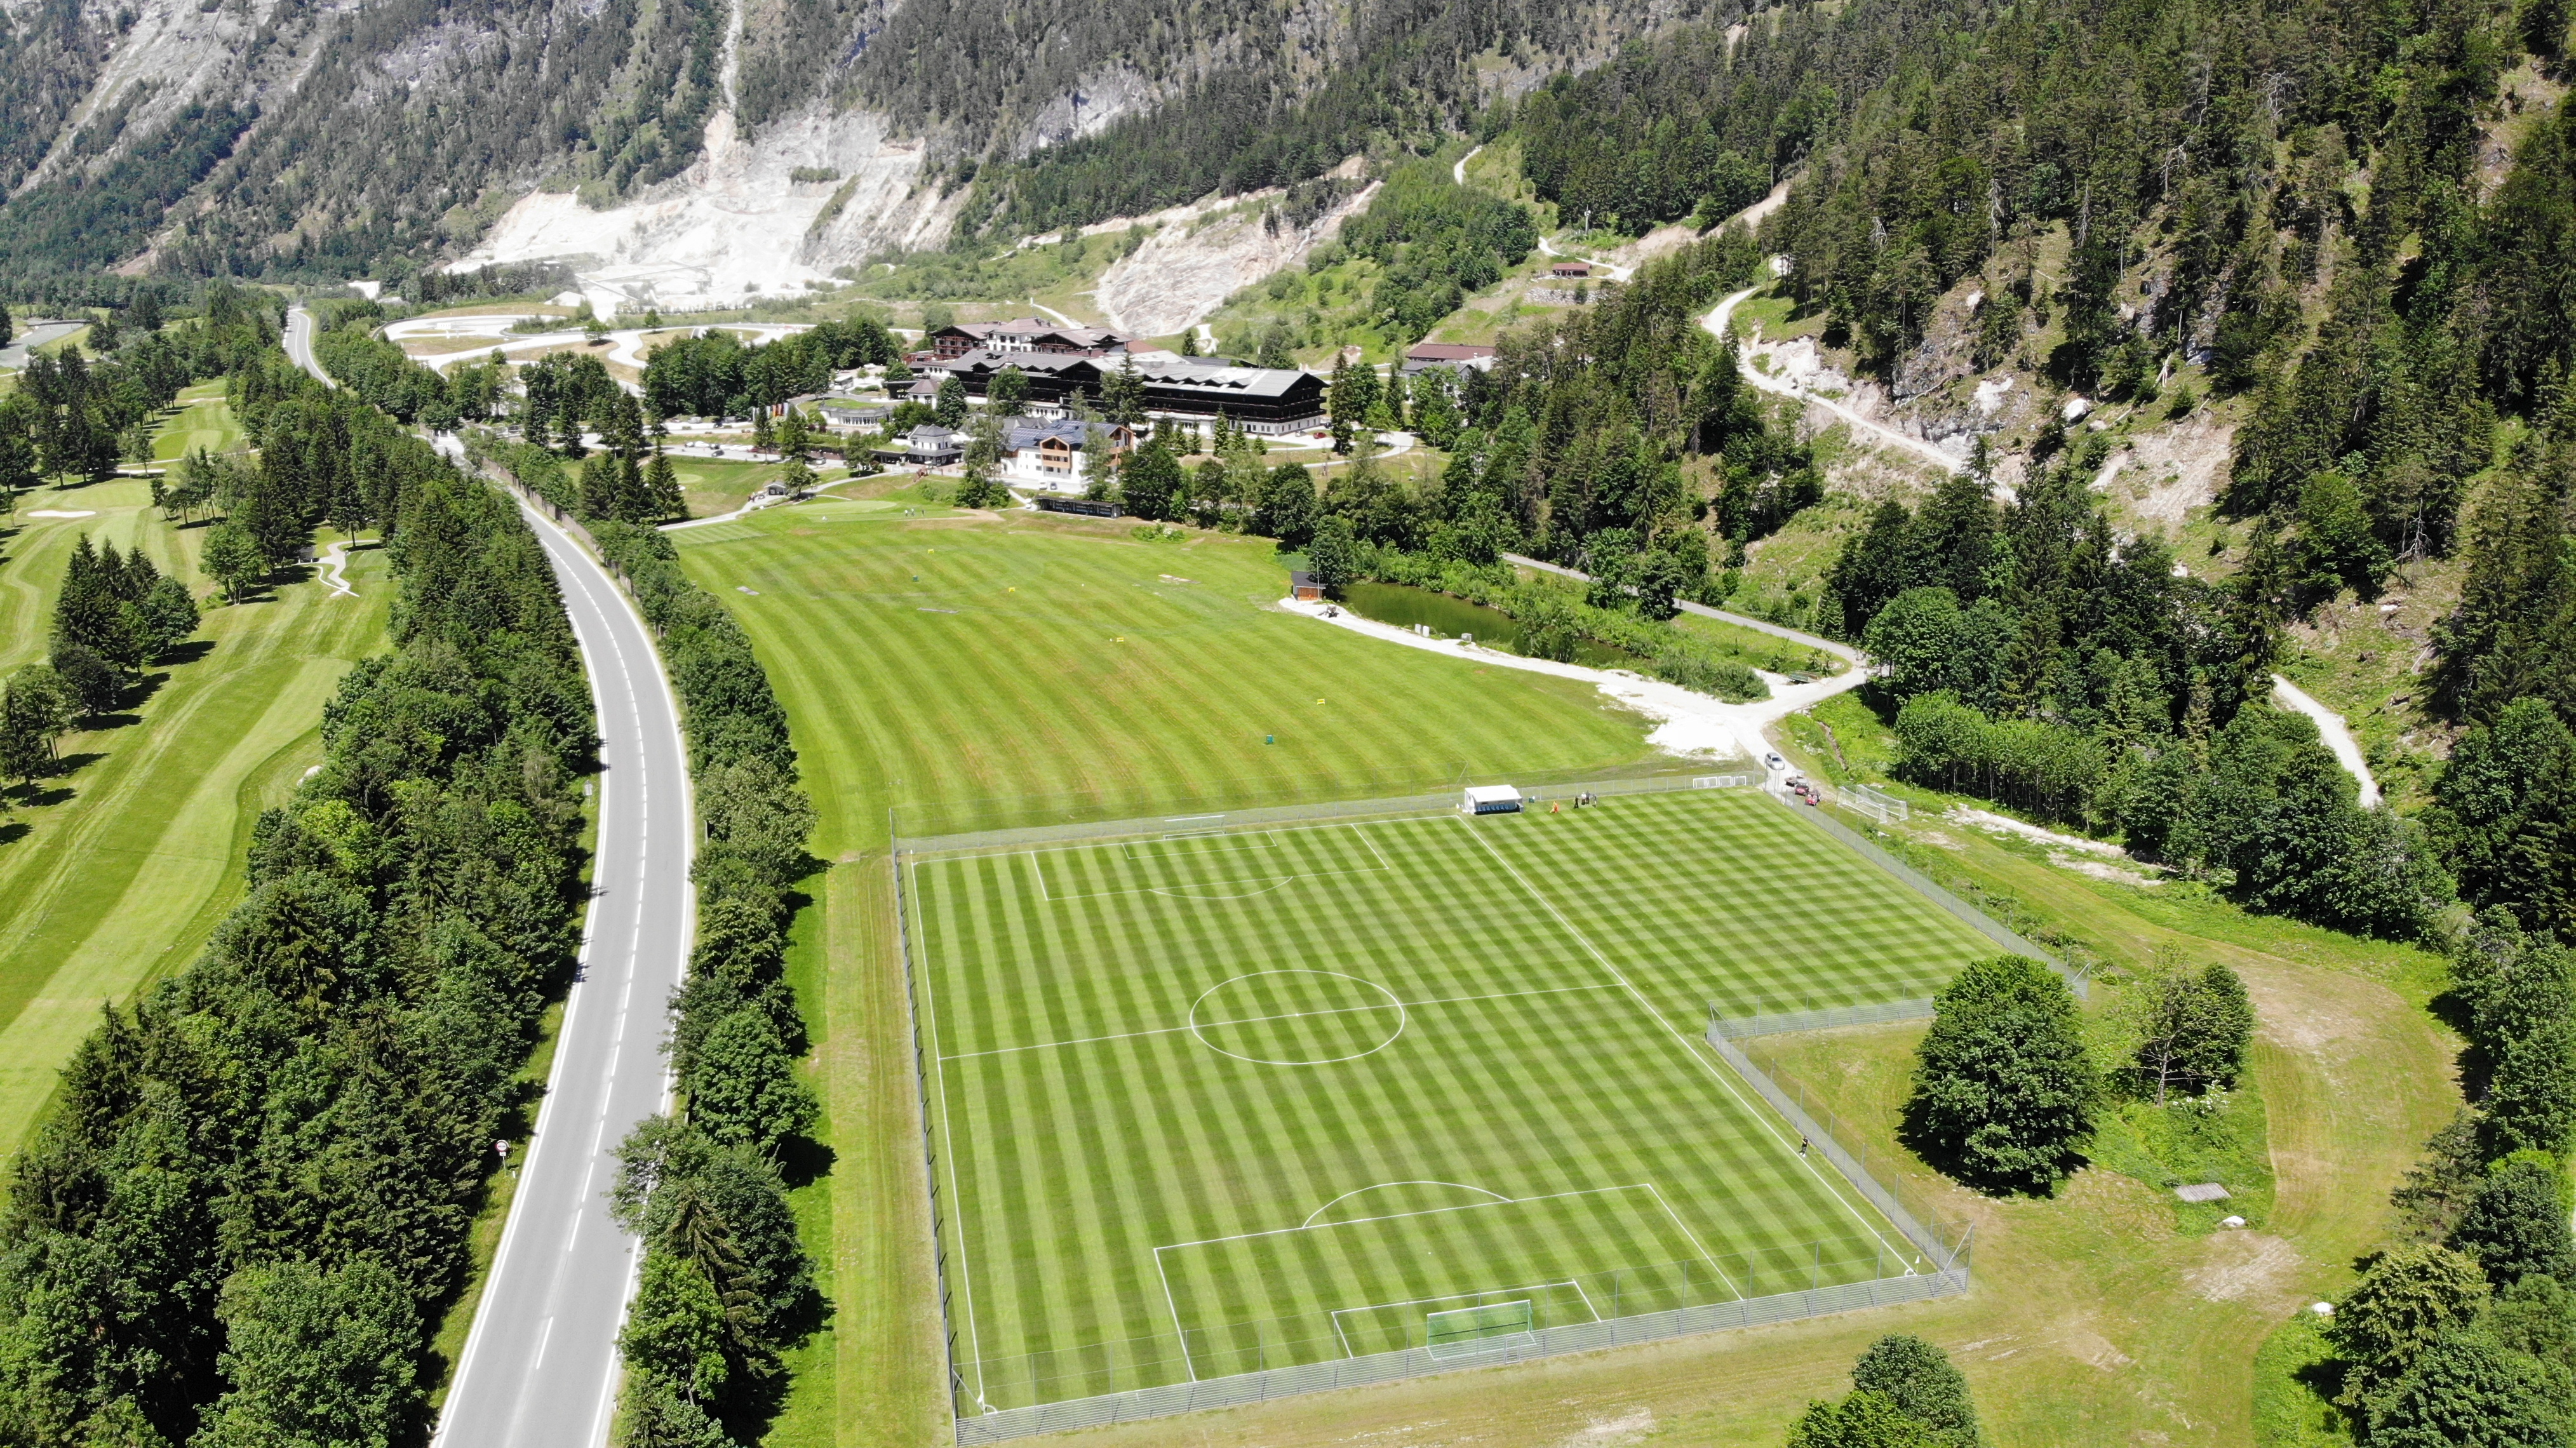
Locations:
1849;784;1909;822
1425;1299;1536;1358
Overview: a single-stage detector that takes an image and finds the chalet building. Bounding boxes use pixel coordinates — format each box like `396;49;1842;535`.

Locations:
1003;420;1132;489
1549;261;1590;278
934;352;1329;434
871;424;963;467
929;318;1129;361
1401;342;1498;376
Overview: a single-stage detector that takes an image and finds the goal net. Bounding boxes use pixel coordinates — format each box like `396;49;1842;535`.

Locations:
1849;784;1909;823
1425;1299;1537;1358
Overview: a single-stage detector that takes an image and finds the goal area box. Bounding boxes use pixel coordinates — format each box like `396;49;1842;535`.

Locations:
1425;1299;1536;1358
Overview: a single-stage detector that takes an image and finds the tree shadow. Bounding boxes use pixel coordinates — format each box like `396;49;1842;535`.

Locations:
0;821;27;846
721;1285;837;1443
774;1132;835;1191
19;781;79;808
157;638;217;669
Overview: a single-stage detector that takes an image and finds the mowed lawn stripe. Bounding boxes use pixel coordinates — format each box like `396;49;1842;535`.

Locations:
0;485;387;1155
1482;794;1993;1016
680;521;1655;841
912;792;1968;1408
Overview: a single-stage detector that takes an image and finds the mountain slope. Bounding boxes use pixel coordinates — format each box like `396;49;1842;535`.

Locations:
0;0;1717;287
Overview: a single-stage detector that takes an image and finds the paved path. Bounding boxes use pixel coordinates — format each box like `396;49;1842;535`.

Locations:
1703;287;1961;475
1501;552;1863;664
318;540;358;598
429;443;695;1448
2271;673;2382;808
0;320;84;369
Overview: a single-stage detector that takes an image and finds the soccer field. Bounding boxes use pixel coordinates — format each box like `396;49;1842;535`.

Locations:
906;788;1997;1415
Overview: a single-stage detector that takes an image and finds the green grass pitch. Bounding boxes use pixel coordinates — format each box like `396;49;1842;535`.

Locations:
906;789;1996;1412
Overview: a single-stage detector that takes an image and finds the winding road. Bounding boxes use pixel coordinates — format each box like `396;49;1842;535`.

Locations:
2271;673;2383;807
283;306;328;382
285;315;693;1448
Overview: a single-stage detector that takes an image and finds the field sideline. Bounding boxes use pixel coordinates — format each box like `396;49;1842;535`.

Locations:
909;791;1991;1414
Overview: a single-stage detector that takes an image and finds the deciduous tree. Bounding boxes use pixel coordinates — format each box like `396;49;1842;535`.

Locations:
1903;955;2093;1195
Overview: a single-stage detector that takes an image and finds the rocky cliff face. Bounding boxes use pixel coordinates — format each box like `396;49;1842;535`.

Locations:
1092;180;1376;339
0;0;1700;285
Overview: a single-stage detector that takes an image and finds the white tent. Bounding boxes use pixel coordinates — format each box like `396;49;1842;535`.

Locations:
1461;785;1524;815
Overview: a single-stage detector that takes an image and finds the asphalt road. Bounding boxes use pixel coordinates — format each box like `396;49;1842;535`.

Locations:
426;447;694;1448
0;319;84;370
283;305;326;381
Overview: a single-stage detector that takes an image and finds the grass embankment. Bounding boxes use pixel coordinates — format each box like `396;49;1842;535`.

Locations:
0;394;390;1159
669;507;1666;1446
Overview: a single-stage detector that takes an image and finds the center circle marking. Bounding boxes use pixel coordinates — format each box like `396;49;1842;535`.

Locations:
1188;969;1407;1066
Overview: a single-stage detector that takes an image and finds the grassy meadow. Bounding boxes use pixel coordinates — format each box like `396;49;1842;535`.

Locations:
0;396;391;1160
669;505;1669;1445
673;499;2461;1447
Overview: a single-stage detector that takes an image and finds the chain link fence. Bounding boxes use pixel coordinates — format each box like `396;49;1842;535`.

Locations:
894;768;1759;857
951;1266;1968;1445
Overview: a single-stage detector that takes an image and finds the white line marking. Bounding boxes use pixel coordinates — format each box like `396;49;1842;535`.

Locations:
1187;970;1406;1066
1156;1245;1195;1381
938;982;1623;1062
911;857;989;1402
1641;1181;1741;1300
1155;1183;1658;1252
1303;1181;1510;1229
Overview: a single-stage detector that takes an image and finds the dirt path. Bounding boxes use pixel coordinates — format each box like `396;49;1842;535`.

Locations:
1451;145;1482;185
2269;673;2382;807
1282;595;1865;769
318;540;358;598
1706;286;1962;476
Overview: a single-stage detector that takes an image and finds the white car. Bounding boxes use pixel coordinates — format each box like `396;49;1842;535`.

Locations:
1762;751;1787;772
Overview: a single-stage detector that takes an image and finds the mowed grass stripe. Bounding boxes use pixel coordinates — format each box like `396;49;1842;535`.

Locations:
911;791;1989;1407
680;521;1655;841
0;468;387;1154
1480;793;1994;1016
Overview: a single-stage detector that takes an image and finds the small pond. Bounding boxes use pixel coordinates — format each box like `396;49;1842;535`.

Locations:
1341;582;1644;671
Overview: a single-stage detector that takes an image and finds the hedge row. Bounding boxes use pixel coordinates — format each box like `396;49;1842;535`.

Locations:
1353;546;1772;702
